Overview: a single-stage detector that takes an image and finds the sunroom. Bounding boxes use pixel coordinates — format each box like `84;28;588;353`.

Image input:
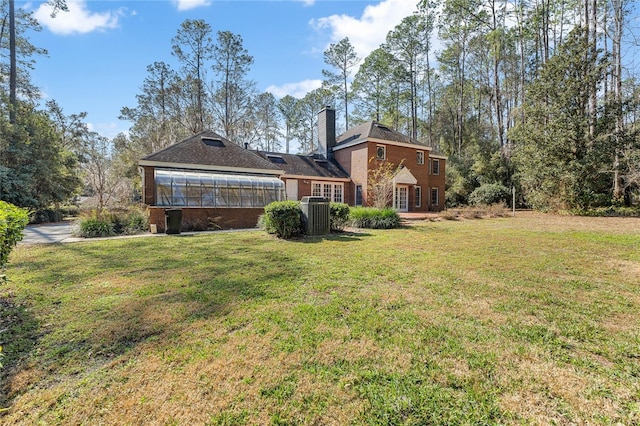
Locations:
154;169;285;208
139;130;285;231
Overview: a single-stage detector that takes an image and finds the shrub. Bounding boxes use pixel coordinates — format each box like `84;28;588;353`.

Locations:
262;201;302;239
59;205;80;218
75;208;148;238
0;201;29;272
29;208;64;224
468;183;511;206
330;203;350;231
124;208;148;234
349;207;401;229
76;217;114;238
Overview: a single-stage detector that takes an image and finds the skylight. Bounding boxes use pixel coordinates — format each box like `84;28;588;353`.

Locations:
374;123;391;132
267;155;286;164
202;137;225;147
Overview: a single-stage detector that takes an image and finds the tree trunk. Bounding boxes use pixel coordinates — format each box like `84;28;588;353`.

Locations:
9;0;17;124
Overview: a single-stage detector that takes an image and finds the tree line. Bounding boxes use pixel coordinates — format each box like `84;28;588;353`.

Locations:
1;0;639;213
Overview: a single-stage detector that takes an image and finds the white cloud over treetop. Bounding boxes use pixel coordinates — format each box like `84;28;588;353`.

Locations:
266;79;323;99
173;0;212;11
34;0;122;35
311;0;418;59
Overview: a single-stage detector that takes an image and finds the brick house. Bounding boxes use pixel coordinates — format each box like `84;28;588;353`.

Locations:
139;108;446;231
139;130;286;231
319;106;446;212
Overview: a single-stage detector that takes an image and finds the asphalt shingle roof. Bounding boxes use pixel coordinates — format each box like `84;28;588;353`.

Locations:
336;121;430;148
140;130;282;172
257;152;350;179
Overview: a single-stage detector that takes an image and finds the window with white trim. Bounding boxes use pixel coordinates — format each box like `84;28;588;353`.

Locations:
312;183;322;197
323;183;332;199
311;181;344;203
376;145;386;160
431;187;439;206
416;151;424;165
432;159;440;175
333;185;343;203
415;186;422;208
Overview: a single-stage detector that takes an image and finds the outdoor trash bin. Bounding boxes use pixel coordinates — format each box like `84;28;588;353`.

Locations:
165;209;182;234
300;196;330;236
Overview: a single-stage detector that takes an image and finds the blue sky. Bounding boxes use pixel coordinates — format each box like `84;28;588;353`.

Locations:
22;0;420;139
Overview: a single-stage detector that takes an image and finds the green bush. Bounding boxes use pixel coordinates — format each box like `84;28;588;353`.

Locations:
349;207;401;229
125;209;148;234
330;203;350;231
262;201;302;239
572;206;640;217
77;217;114;238
29;208;64;224
75;208;148;238
0;201;29;271
468;183;511;206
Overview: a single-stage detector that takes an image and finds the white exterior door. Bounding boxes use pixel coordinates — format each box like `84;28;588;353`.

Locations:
286;179;298;200
395;186;408;212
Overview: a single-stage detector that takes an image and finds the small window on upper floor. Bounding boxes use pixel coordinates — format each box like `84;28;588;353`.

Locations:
376;145;386;160
432;159;440;175
416;150;424;165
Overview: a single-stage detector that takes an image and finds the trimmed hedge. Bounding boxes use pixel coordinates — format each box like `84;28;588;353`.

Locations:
0;201;29;270
262;201;303;239
349;207;401;229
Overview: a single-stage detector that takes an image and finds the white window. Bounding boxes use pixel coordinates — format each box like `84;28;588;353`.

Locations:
311;181;344;203
323;183;332;199
376;145;386;160
312;183;322;197
333;185;343;203
415;186;422;208
416;151;424;165
431;188;439;206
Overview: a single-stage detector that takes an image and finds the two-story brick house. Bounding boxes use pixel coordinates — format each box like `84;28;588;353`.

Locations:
318;106;446;212
139;107;446;231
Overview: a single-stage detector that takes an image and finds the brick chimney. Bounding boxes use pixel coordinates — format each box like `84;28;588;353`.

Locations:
318;106;336;159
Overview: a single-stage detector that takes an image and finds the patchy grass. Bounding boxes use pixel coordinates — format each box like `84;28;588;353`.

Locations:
1;212;640;425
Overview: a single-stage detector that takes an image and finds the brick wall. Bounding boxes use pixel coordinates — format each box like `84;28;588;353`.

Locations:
148;207;263;232
335;142;437;211
143;166;155;205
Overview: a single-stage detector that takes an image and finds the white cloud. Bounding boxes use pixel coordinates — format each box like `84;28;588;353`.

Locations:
311;0;418;59
34;0;121;35
173;0;212;11
266;79;323;99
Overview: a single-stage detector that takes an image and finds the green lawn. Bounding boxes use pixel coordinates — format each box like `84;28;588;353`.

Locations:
1;213;639;425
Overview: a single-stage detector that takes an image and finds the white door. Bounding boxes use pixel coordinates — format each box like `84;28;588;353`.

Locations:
395;186;408;212
286;179;298;200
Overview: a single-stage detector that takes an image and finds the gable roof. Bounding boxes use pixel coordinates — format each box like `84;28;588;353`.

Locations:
257;152;350;180
393;167;418;185
139;130;283;175
335;121;430;149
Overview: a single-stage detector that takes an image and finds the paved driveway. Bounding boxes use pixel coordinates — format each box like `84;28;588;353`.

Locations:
19;221;257;245
20;221;77;245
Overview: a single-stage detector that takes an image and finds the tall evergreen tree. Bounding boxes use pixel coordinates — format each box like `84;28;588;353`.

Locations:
211;30;255;142
322;37;359;130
